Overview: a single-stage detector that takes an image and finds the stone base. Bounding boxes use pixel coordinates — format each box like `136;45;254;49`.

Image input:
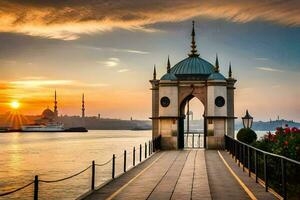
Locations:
161;136;178;150
206;136;224;149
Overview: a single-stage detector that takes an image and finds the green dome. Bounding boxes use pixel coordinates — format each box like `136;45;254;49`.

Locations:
161;72;177;81
208;72;226;80
170;56;215;75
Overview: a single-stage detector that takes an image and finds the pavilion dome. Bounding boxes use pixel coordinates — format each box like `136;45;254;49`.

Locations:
170;56;215;75
161;72;177;81
42;108;55;120
208;72;226;80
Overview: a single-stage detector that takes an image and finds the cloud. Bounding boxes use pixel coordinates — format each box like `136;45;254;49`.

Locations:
254;57;269;61
256;67;284;72
77;46;149;55
98;57;120;68
0;0;299;40
118;69;129;73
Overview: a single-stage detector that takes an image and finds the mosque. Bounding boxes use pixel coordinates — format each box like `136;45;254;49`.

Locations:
150;21;237;150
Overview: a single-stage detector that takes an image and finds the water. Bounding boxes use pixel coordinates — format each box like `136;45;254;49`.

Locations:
0;130;152;200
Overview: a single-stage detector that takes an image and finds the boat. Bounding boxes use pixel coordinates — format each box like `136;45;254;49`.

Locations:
21;122;65;132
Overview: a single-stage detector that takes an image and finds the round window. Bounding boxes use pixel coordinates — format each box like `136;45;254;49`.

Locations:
160;96;170;107
215;96;225;107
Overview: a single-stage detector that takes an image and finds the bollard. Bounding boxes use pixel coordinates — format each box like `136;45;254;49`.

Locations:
133;147;136;166
145;143;147;159
34;175;39;200
112;154;115;179
139;144;142;162
124;150;127;172
91;161;95;190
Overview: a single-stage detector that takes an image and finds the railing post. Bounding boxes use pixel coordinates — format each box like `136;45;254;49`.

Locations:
235;141;237;162
112;154;115;179
34;175;39;200
192;133;194;148
145;142;147;159
91;161;95;190
124;150;127;173
248;147;251;177
264;154;268;192
238;143;240;167
281;158;286;199
255;150;258;183
139;144;142;162
149;141;151;156
133;147;136;166
243;145;245;172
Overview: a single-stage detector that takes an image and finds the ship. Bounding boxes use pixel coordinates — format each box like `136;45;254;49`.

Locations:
21;122;65;132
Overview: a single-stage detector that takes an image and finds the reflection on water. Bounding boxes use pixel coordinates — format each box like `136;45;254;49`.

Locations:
0;130;151;200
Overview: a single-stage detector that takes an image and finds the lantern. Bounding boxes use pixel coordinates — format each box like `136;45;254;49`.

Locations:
242;110;253;129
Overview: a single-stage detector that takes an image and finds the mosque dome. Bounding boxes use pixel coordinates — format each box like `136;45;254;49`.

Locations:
161;72;177;81
170;56;215;75
42;108;55;120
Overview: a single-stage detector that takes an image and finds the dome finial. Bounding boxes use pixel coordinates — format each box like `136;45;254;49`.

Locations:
214;54;220;72
153;64;157;80
167;56;171;73
188;21;199;57
229;62;232;78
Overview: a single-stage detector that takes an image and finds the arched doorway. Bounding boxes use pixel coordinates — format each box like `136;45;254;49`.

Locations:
178;95;207;149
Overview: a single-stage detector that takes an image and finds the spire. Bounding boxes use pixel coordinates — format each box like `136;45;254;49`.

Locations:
54;90;58;117
229;62;232;78
214;54;220;72
82;93;85;118
167;56;171;73
188;21;199;57
153;65;157;80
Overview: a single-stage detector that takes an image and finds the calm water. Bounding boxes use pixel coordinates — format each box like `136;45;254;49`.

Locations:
0;130;152;200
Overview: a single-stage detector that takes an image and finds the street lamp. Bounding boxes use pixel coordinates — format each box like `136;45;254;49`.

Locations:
242;110;253;129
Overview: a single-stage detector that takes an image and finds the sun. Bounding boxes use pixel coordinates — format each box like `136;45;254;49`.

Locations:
10;101;20;109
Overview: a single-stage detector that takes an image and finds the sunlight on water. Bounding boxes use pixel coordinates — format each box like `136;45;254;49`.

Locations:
0;130;151;200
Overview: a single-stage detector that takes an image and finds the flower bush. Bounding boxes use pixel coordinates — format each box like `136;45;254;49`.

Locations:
253;126;300;161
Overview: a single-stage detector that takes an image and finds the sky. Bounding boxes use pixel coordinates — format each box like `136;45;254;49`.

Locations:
0;0;299;121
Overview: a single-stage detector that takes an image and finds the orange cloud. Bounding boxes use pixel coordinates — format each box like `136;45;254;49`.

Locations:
0;0;299;40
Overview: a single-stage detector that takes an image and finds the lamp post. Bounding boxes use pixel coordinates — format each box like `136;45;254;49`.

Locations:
242;110;253;129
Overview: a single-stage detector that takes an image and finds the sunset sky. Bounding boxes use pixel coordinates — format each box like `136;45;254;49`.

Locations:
0;0;299;121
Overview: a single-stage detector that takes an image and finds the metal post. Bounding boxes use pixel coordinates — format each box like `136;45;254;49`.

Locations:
255;150;258;183
198;134;200;148
235;141;237;162
145;143;147;159
124;150;127;172
112;154;115;179
238;143;240;167
133;147;136;166
139;144;142;162
264;154;268;191
91;161;95;190
281;158;286;199
248;147;251;177
34;175;39;200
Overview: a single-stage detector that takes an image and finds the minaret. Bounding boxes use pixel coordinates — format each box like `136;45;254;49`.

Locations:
188;21;200;57
82;93;85;118
153;65;157;80
228;62;232;78
215;54;220;72
167;56;171;73
54;90;58;117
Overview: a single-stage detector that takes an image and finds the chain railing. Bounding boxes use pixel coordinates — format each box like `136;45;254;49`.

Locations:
0;135;161;200
225;135;300;200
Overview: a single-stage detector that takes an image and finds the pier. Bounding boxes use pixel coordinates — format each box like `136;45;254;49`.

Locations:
82;149;277;200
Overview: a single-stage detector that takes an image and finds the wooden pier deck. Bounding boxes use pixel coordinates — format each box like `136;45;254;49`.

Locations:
83;150;278;200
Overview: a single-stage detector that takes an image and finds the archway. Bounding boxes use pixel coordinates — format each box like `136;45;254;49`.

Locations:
178;95;206;149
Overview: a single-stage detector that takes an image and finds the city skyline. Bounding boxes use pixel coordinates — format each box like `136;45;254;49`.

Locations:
0;0;299;121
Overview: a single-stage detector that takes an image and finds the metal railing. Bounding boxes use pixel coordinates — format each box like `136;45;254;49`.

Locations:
184;132;204;148
225;135;300;200
0;135;161;200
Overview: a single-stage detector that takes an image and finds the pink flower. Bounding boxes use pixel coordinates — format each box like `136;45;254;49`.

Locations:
291;127;299;133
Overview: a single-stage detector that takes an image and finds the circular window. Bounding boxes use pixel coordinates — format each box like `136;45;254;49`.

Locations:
215;96;225;107
160;96;170;107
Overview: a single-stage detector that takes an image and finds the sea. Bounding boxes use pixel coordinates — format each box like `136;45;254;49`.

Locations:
0;130;268;200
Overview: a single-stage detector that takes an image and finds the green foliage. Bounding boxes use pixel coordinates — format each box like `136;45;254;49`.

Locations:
237;128;257;144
